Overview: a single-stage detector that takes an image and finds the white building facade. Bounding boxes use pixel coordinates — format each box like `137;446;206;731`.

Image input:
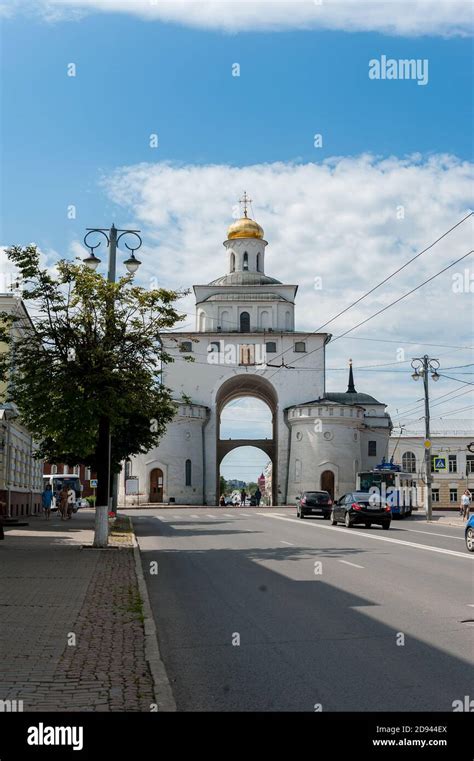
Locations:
120;206;392;506
0;294;43;518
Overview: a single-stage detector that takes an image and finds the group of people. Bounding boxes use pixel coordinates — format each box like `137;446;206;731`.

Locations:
219;488;262;507
41;483;76;521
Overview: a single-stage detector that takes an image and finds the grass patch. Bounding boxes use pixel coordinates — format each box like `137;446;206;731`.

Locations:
109;515;134;545
116;585;145;624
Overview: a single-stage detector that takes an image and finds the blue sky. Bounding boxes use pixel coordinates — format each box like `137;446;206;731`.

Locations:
2;12;472;249
1;2;473;483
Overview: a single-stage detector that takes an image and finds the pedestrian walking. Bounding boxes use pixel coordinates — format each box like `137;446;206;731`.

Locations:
240;489;246;507
461;489;472;520
67;486;76;519
41;483;53;521
59;485;69;521
0;500;5;540
254;488;262;507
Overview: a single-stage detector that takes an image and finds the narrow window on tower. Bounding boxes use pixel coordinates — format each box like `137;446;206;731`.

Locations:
256;252;261;272
239;344;255;365
230;252;235;272
368;440;377;457
185;459;192;487
243;252;249;270
240;311;250;332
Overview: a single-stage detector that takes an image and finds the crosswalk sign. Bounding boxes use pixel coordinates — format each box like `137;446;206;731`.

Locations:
431;456;447;472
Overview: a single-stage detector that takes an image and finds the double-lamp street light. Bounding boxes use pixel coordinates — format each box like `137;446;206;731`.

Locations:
411;355;440;521
83;224;142;523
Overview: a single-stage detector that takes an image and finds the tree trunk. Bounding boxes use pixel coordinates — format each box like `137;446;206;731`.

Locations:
93;416;110;548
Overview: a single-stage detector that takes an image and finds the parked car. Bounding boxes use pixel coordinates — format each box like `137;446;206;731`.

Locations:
465;514;474;552
296;490;333;519
330;491;391;530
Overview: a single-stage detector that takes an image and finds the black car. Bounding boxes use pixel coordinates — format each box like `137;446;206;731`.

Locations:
331;491;391;529
296;490;333;519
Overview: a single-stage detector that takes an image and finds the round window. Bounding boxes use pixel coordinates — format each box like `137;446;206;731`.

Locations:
296;431;303;441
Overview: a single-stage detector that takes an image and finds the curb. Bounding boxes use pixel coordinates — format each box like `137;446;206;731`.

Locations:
130;527;177;712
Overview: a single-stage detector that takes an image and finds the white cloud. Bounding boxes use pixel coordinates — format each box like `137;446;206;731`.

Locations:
100;154;474;423
7;0;474;37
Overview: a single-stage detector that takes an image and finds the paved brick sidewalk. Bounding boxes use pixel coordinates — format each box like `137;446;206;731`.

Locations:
0;510;154;711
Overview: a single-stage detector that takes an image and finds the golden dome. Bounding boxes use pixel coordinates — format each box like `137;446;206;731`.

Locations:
227;215;264;240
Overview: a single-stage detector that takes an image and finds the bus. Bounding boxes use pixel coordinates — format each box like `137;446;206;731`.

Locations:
356;462;417;518
42;474;82;510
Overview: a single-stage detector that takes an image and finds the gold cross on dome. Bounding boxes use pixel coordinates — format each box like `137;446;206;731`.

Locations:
239;191;252;218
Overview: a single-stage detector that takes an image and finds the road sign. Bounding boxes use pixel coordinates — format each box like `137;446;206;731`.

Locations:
90;479;98;488
125;478;139;495
431;456;447;472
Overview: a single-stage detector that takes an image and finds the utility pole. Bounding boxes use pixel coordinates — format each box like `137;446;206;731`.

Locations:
411;355;440;521
83;225;142;544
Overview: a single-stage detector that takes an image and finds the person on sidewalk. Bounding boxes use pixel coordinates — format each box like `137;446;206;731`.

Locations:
66;486;76;519
59;485;69;520
240;489;246;507
254;488;262;507
461;489;472;520
0;500;5;540
41;484;53;521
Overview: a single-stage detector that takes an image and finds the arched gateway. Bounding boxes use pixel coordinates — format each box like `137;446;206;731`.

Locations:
216;375;278;506
119;198;392;507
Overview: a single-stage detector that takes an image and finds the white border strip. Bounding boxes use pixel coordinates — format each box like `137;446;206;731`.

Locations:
256;513;473;560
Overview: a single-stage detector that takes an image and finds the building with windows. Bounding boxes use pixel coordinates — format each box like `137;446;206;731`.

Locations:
389;433;474;510
119;202;392;505
0;294;43;518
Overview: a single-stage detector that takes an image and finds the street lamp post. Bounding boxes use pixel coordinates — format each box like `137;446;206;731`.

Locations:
411;355;440;521
83;225;142;543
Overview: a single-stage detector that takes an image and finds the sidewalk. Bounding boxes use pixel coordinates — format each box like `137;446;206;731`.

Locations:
0;510;157;712
410;510;468;528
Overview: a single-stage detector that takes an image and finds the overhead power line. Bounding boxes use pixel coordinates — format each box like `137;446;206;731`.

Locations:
262;211;474;368
438;373;474;387
265;249;474;381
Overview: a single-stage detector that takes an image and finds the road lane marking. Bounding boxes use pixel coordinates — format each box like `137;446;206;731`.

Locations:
403;528;463;541
280;540;294;546
241;513;251;517
190;514;199;518
223;513;233;517
206;514;217;518
338;560;364;569
256;513;472;560
173;515;182;519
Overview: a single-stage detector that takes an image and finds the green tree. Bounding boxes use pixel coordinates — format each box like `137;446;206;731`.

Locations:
0;245;188;545
219;474;228;496
247;481;258;494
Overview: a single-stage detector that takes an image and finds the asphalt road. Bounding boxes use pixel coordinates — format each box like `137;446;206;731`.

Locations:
127;507;474;712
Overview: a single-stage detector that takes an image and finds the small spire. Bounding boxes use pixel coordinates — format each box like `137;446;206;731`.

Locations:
239;191;252;218
347;358;356;393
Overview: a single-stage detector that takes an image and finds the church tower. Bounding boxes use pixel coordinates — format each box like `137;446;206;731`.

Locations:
194;192;298;333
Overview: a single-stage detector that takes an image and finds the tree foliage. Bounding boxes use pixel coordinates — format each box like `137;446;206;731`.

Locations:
219;475;228;495
0;245;187;473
